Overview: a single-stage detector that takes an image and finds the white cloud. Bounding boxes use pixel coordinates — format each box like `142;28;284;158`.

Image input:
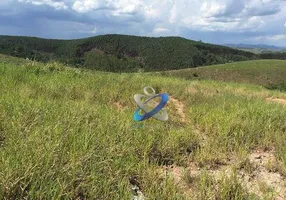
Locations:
7;0;286;45
154;27;169;33
18;0;68;10
243;0;282;17
255;34;286;41
72;0;143;14
16;0;286;33
174;0;285;31
72;0;107;13
201;1;227;17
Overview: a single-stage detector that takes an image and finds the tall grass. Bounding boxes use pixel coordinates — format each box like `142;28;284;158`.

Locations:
0;56;285;199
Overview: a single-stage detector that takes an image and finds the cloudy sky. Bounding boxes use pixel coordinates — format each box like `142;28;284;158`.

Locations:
0;0;286;46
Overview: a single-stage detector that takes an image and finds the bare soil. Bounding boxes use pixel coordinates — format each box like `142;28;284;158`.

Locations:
169;96;187;123
266;98;286;105
162;149;286;199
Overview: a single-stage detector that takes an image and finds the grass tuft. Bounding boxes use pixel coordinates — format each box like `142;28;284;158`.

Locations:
0;55;285;199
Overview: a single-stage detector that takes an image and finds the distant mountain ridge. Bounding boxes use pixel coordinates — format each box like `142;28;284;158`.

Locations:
225;43;286;52
0;34;258;72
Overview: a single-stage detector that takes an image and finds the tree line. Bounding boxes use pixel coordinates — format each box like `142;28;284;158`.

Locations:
0;34;264;72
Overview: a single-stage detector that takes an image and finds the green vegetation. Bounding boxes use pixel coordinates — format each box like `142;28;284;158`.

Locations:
259;52;286;60
234;48;278;54
225;44;286;54
0;55;285;199
160;60;286;91
0;35;257;72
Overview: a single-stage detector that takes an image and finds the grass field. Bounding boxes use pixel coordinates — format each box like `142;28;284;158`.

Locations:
0;55;286;199
160;60;286;91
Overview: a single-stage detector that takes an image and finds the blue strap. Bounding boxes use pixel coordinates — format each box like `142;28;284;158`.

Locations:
134;93;169;121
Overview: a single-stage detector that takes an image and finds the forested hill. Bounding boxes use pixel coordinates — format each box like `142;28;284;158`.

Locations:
0;34;257;72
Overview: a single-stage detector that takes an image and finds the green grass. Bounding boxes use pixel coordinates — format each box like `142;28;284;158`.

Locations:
0;55;286;199
160;60;286;91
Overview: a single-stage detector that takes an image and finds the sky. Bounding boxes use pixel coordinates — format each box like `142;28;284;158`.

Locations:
0;0;286;46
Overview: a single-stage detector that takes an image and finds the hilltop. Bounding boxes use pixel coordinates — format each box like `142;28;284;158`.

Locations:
0;34;257;72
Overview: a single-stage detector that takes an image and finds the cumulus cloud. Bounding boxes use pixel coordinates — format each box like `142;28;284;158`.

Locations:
72;0;107;13
72;0;144;15
243;0;282;17
18;0;68;10
200;0;282;19
0;0;285;45
15;0;286;33
172;0;285;32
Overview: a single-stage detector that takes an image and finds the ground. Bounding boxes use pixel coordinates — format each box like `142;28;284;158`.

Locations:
0;55;285;199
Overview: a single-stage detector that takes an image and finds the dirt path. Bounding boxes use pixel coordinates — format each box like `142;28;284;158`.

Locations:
266;98;286;105
169;96;187;123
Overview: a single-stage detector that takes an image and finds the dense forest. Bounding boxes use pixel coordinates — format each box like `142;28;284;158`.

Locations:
259;52;286;60
0;34;259;72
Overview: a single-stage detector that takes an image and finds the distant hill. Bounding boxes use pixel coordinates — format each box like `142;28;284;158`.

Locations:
225;43;286;54
160;60;286;92
0;35;257;72
225;43;286;51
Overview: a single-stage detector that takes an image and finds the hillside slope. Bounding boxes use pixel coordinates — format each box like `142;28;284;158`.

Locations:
260;52;286;60
0;55;286;199
160;60;286;91
0;34;257;72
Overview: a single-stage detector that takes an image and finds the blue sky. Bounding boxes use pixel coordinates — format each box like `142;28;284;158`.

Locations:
1;0;286;46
